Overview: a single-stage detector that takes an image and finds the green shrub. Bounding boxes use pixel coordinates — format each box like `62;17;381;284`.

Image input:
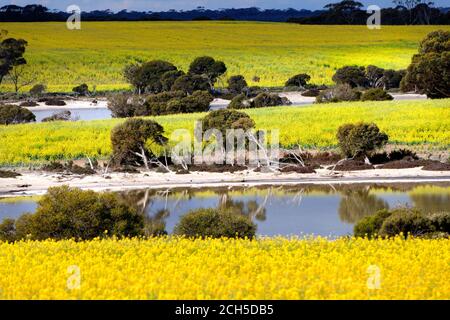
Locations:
337;122;389;158
316;84;361;103
285;73;311;88
107;93;143;118
202;109;255;137
354;209;392;238
430;212;450;234
379;208;434;237
111;118;168;167
171;74;210;94
0;104;35;125
173;208;256;239
332;66;368;88
72;83;89;96
252;92;291;108
361;88;393;101
188;56;227;86
402;30;450;99
388;149;418;161
29;84;46;96
124;60;178;94
228;93;248;109
0;186;144;241
228;75;248;94
160;70;185;92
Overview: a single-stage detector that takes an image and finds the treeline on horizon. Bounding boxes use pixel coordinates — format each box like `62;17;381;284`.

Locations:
0;1;449;24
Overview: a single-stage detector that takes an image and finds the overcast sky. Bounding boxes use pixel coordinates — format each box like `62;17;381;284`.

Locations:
1;0;449;12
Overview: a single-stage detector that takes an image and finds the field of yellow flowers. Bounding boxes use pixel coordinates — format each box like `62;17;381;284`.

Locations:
0;99;449;166
0;22;448;91
0;237;448;300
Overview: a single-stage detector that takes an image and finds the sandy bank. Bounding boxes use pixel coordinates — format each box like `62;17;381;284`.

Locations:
1;167;449;196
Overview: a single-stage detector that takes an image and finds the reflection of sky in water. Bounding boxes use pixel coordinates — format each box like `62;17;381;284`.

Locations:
0;201;38;220
32;109;112;122
1;186;449;237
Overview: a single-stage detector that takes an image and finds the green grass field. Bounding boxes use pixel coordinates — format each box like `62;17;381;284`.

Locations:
0;99;448;166
0;22;448;91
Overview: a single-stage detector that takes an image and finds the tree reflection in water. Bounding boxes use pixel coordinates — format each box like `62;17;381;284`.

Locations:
338;187;389;224
116;184;450;235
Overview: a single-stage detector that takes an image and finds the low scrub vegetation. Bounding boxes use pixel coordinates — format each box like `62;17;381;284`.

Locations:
0;104;35;125
174;208;256;239
354;207;450;238
0;186;144;241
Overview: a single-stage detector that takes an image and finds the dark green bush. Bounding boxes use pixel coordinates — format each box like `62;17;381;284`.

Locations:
285;73;311;88
124;60;178;94
361;88;393;101
111;118;168;167
72;83;89;96
354;209;392;238
188;56;227;86
401;30;449;99
171;74;210;94
202;109;255;137
332;66;368;88
0;186;144;241
379;208;434;237
388;149;418;161
160;70;185;92
301;89;320;97
228;93;248;109
0;104;35;125
173;208;256;239
228;75;248;94
316;84;361;103
337;122;389;158
251;92;291;108
29;84;46;96
430;212;450;234
107;93;143;118
354;208;449;238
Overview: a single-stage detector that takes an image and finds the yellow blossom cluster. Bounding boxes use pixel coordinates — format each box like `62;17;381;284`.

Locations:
0;237;449;300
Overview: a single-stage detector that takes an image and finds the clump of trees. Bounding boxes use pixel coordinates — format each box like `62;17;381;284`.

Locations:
72;83;89;96
316;84;361;103
202;109;255;138
173;208;256;239
337;122;389;159
124;56;226;95
401;30;449;99
361;88;394;101
285;73;311;89
354;207;450;238
228;92;291;109
111;118;168;170
332;65;405;90
0;104;35;125
29;83;46;96
108;90;213;117
0;185;144;241
227;75;248;94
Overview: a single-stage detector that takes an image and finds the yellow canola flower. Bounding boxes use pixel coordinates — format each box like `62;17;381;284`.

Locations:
0;237;449;300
